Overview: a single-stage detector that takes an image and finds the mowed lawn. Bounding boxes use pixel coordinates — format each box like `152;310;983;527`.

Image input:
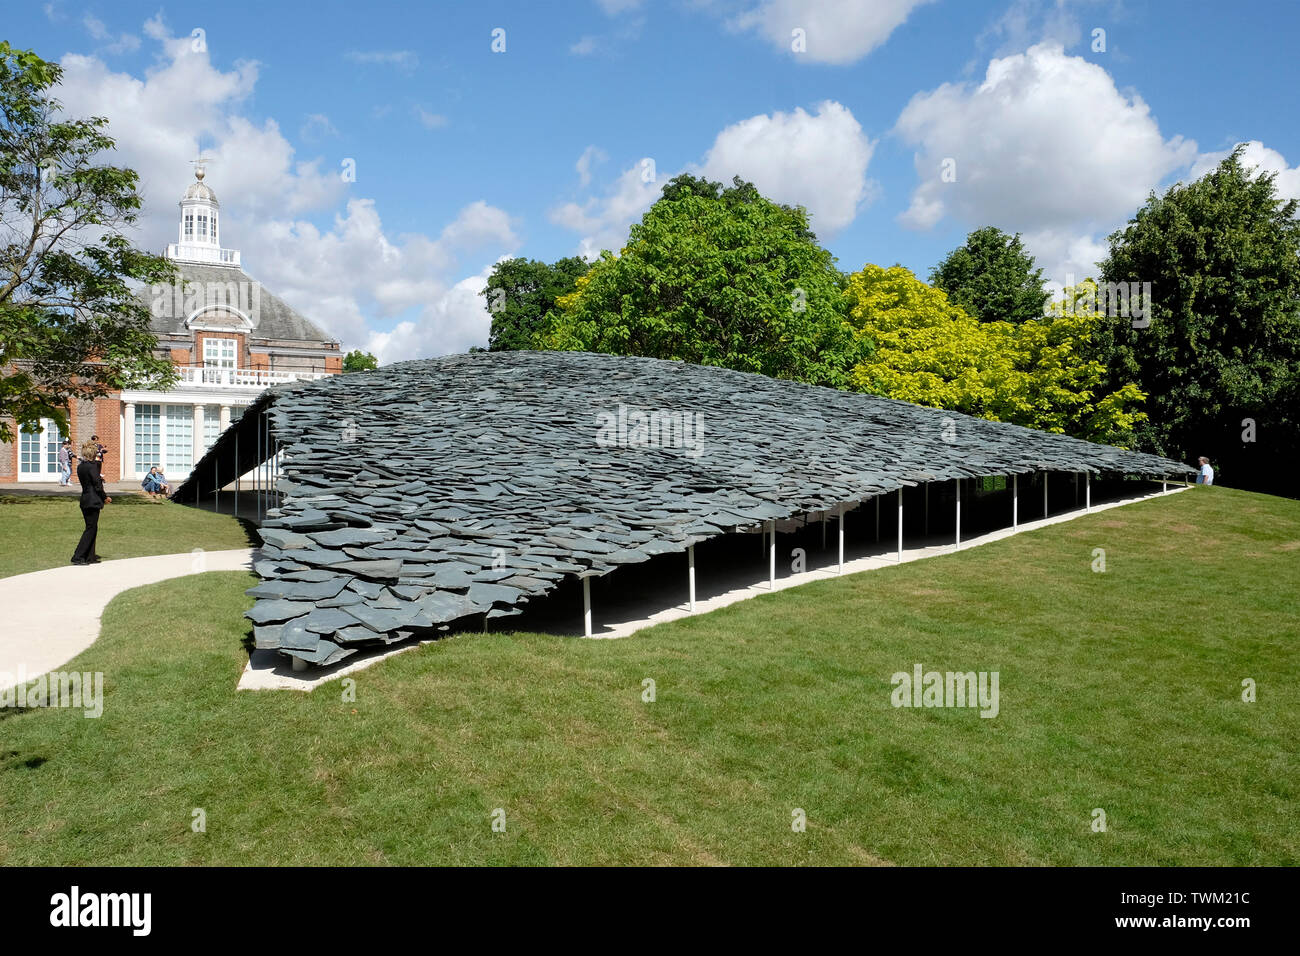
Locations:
0;494;256;578
0;486;1295;865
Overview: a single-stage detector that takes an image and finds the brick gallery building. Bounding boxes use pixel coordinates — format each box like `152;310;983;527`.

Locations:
1;166;340;484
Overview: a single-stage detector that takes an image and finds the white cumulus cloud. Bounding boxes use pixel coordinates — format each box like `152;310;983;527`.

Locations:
894;42;1197;283
699;100;875;234
1190;140;1300;203
730;0;935;65
50;17;516;359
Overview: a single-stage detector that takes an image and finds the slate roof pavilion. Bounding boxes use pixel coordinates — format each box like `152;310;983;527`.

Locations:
174;351;1195;668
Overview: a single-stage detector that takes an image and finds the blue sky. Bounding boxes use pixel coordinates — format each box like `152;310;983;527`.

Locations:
13;0;1300;360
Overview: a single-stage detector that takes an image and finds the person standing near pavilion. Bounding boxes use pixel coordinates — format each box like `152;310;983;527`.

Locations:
90;434;107;474
71;440;111;565
57;439;73;486
1196;456;1215;485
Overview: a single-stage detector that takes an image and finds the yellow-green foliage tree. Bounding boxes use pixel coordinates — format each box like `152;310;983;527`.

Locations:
845;265;1146;445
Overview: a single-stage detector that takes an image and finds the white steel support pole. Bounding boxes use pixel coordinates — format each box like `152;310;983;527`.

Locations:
767;520;776;590
687;545;696;612
1162;479;1167;494
1043;472;1049;518
1086;472;1091;512
255;414;262;523
956;478;962;550
896;488;903;563
1013;474;1019;529
838;504;845;575
582;577;592;637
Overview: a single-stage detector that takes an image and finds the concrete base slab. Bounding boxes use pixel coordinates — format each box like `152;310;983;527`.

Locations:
245;484;1187;690
585;486;1188;639
239;641;436;692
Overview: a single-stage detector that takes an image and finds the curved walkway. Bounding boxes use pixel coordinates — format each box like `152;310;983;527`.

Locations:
0;549;255;692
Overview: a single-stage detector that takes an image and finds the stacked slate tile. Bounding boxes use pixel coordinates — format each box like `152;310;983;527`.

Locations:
175;351;1195;667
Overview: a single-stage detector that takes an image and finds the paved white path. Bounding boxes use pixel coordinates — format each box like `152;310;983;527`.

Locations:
1;487;1186;694
0;549;254;692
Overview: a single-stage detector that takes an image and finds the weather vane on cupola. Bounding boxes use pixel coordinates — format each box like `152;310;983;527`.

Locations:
190;153;215;181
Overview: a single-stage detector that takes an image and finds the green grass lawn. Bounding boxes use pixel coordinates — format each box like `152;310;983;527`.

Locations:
0;486;1295;865
0;494;257;578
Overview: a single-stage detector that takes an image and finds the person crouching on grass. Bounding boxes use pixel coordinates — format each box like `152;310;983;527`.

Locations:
71;440;111;565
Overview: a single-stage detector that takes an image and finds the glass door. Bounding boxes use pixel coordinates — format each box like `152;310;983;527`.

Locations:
18;418;67;481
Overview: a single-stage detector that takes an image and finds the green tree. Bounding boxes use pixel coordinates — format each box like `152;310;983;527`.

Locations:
342;349;378;372
0;42;175;443
482;256;590;352
930;226;1051;324
1098;146;1300;491
846;264;1145;444
539;175;864;387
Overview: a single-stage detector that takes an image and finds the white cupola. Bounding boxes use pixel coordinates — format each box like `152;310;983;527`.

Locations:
167;161;240;266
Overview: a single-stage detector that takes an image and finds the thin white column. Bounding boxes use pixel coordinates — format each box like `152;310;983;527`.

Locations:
1013;474;1018;529
1043;472;1049;517
219;404;231;431
837;504;845;575
582;577;592;637
192;404;204;464
255;413;262;523
1162;479;1167;494
896;488;903;563
956;478;962;549
767;520;776;589
1085;472;1091;512
687;545;696;612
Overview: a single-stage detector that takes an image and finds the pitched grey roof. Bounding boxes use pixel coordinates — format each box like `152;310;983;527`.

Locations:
175;351;1194;666
141;260;338;344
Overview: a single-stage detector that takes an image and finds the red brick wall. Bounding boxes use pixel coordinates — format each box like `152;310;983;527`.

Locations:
0;397;117;484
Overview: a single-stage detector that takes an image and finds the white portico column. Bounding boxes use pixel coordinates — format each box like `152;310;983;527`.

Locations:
192;404;205;464
1086;472;1091;512
1013;474;1018;529
123;403;136;478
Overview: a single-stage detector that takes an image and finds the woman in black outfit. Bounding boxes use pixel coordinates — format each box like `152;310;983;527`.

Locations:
71;440;111;565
